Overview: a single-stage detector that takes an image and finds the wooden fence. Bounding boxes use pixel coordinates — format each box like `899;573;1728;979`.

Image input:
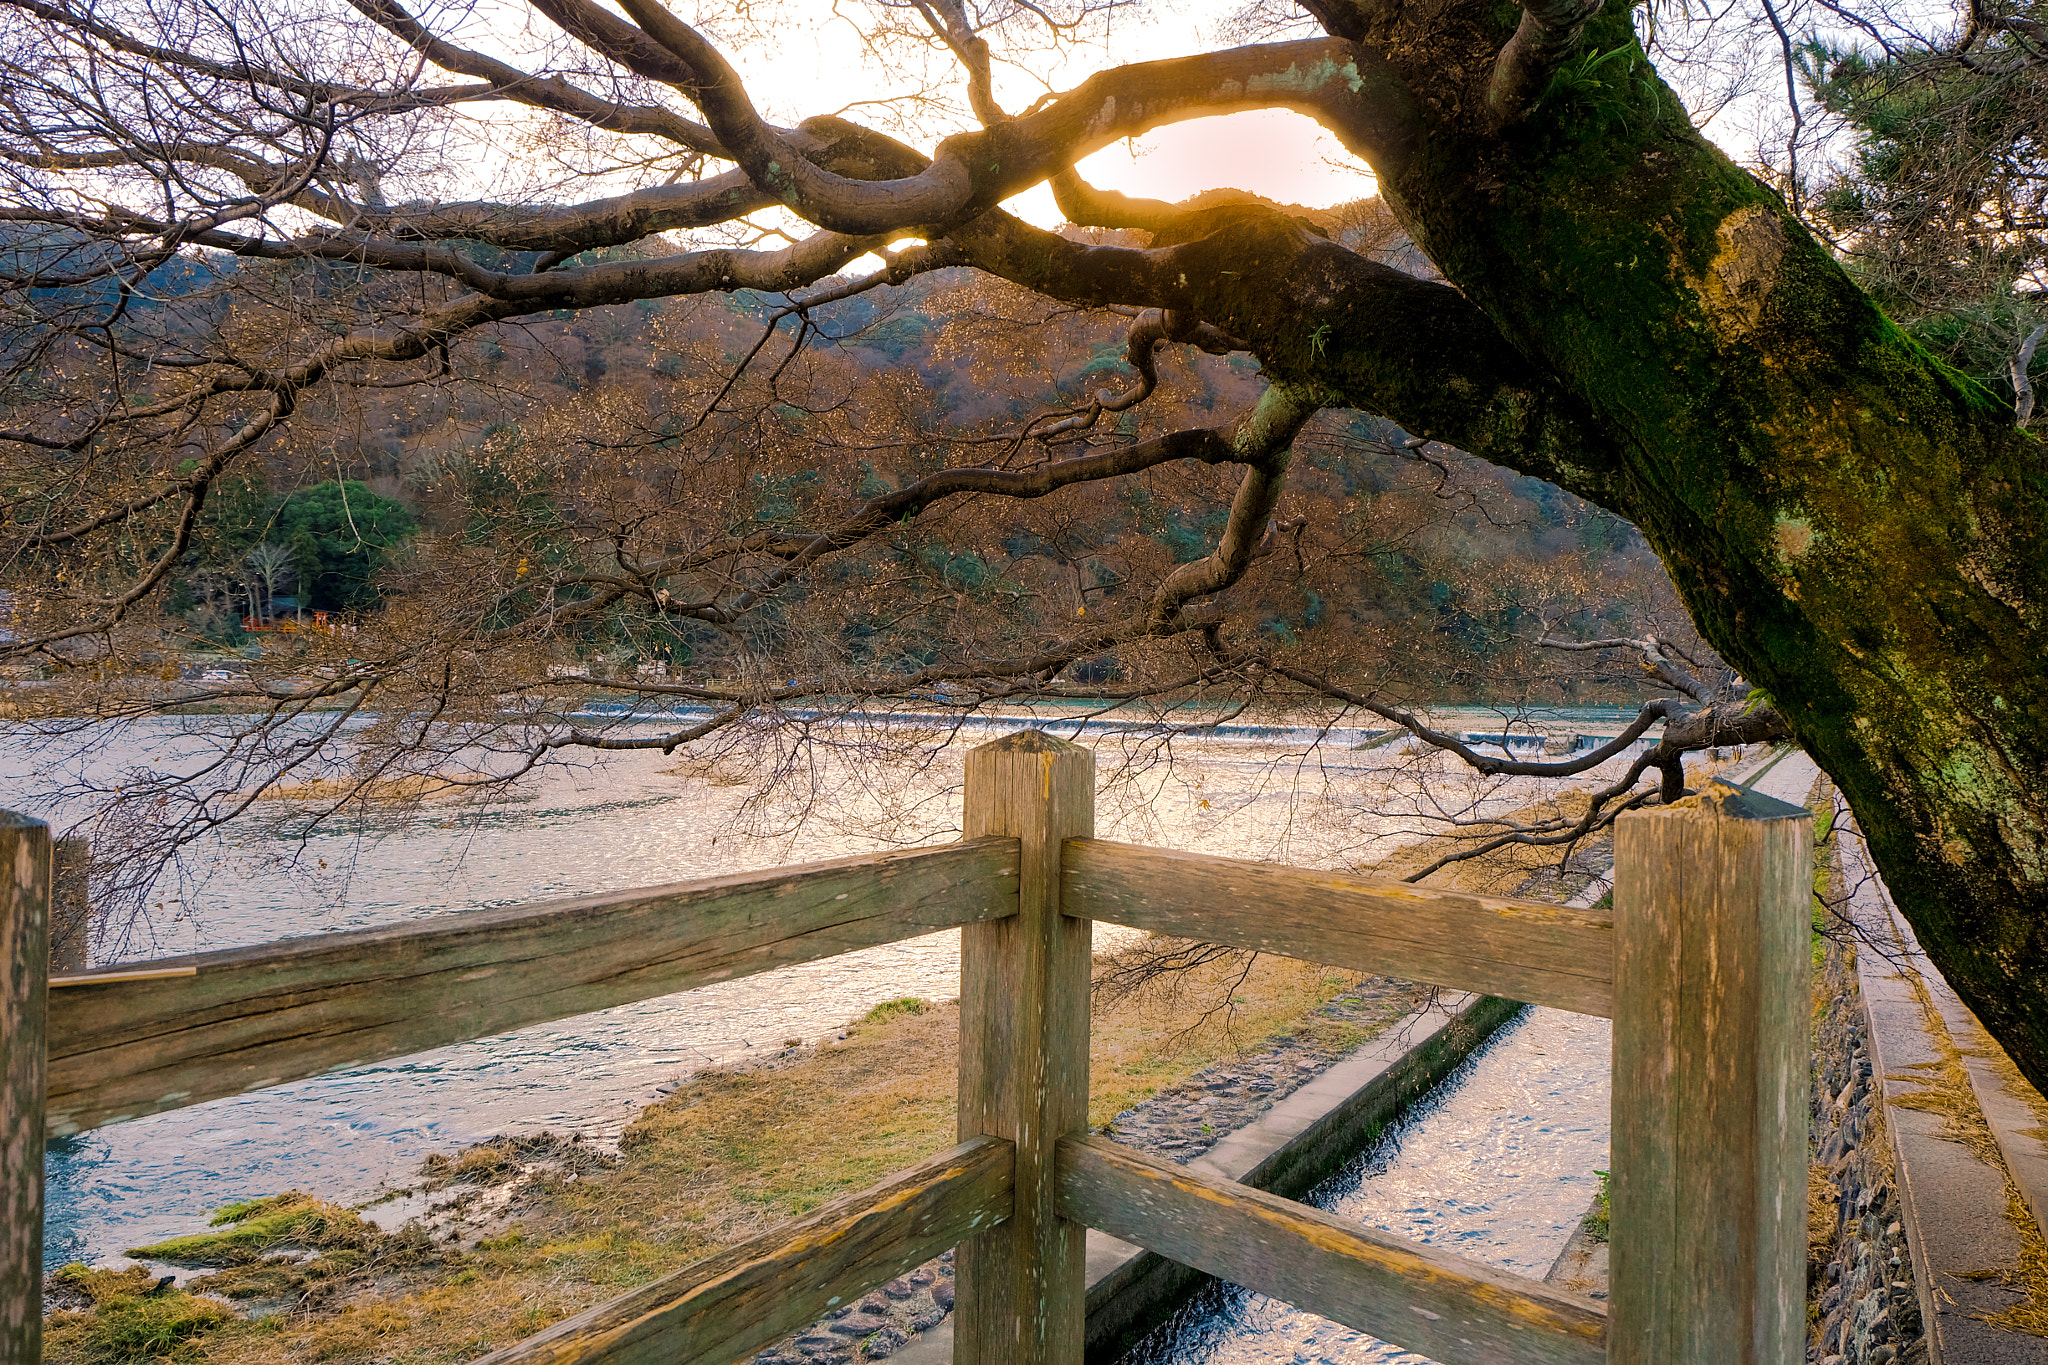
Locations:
0;730;1812;1365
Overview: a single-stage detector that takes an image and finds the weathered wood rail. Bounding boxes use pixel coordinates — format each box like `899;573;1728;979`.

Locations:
41;839;1019;1137
1;733;1812;1365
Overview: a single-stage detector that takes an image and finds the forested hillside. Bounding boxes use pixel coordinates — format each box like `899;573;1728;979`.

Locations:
95;201;1681;705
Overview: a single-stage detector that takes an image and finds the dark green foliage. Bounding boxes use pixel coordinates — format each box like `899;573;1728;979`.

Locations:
751;470;822;524
1808;36;2048;394
272;481;415;610
450;433;564;550
188;472;270;564
908;541;996;594
1156;508;1230;563
856;461;893;498
847;313;932;364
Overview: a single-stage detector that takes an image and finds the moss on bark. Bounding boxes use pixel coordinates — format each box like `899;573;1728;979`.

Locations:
1249;2;2048;1094
961;0;2048;1093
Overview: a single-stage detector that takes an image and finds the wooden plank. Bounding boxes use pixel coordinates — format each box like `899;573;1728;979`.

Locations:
1;810;50;1365
956;732;1094;1365
473;1136;1014;1365
1063;840;1613;1017
1055;1134;1606;1365
47;838;1018;1136
1609;780;1809;1365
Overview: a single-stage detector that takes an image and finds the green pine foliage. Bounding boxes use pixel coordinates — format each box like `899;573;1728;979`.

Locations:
1808;34;2048;396
271;481;416;611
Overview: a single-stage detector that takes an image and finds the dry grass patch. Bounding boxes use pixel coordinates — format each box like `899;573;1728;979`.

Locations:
128;1194;384;1268
1361;789;1612;895
77;947;1371;1365
252;773;473;804
1089;952;1384;1126
43;1266;237;1365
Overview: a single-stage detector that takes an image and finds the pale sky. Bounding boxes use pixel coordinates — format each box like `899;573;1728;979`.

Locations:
702;0;1382;226
687;0;1811;231
435;0;1785;239
1011;110;1379;223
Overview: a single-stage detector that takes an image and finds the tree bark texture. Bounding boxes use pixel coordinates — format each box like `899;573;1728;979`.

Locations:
982;0;2048;1096
1269;4;2048;1095
1;811;49;1363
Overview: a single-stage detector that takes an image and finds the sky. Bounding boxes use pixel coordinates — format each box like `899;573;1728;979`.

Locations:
412;0;1818;239
698;0;1383;227
1011;110;1379;222
686;0;1807;233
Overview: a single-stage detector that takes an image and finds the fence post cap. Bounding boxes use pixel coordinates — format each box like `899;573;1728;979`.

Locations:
1618;778;1811;825
971;730;1086;755
0;810;45;831
1704;775;1811;821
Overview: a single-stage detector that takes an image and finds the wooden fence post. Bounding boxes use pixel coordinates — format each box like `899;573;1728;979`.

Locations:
956;731;1094;1365
1611;780;1810;1365
2;810;51;1363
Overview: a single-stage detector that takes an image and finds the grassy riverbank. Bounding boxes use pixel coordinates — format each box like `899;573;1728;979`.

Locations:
41;769;1668;1365
45;949;1403;1365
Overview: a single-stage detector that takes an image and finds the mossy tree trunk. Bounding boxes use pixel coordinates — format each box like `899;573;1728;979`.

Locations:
1286;4;2048;1090
980;0;2048;1098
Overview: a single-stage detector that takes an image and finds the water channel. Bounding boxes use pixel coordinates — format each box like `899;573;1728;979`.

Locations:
1121;1006;1613;1365
6;707;1649;1276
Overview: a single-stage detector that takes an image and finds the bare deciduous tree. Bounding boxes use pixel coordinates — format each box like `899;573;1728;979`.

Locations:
5;0;2047;1093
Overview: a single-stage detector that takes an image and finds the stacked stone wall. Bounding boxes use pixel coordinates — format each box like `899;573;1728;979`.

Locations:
1810;936;1925;1365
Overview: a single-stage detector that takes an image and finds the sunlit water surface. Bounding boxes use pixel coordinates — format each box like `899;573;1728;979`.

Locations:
6;710;1635;1269
1122;1007;1612;1365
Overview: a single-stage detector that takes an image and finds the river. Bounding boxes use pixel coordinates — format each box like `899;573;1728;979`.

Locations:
1114;745;1820;1365
4;705;1651;1271
1121;1005;1613;1365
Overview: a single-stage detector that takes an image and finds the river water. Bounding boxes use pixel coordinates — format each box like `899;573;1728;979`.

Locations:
6;706;1647;1271
1120;1006;1613;1365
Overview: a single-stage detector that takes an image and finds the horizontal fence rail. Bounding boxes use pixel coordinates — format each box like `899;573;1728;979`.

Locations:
1063;840;1615;1018
45;839;1019;1137
1055;1134;1608;1365
2;738;1812;1365
474;1137;1014;1365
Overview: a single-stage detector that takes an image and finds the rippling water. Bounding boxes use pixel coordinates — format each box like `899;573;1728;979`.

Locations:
10;709;1637;1269
1121;1007;1612;1365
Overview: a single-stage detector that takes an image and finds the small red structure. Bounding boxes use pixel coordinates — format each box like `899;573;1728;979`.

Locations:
241;610;334;633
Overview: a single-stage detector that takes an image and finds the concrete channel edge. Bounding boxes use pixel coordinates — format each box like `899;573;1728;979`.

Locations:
890;989;1527;1365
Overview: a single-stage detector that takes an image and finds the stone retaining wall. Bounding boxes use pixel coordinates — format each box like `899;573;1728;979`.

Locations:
1811;935;1926;1365
749;976;1432;1365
